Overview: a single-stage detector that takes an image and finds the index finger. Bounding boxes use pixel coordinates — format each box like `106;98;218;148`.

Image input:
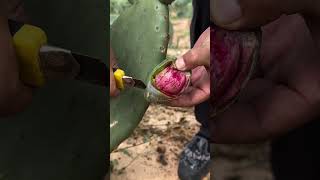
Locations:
168;86;210;107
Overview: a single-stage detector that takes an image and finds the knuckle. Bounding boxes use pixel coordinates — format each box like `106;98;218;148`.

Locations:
189;50;199;62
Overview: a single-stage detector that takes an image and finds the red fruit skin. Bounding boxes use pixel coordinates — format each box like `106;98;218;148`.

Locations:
154;66;187;96
211;28;240;100
211;24;260;114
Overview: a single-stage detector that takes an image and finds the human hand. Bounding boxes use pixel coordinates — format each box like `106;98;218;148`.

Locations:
0;16;32;116
168;27;210;107
109;47;120;97
211;0;320;48
211;15;320;143
6;0;28;21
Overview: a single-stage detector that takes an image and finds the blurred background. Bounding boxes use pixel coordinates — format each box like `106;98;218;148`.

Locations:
213;144;273;180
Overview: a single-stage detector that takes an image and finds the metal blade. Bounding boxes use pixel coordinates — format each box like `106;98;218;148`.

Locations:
72;53;108;87
132;78;146;89
122;76;146;89
39;45;107;87
112;68;146;89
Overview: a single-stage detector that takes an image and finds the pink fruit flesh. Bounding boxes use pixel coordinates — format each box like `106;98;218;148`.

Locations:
154;66;187;96
211;24;259;110
212;28;240;99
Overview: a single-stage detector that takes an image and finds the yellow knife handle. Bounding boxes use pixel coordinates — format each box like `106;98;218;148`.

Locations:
113;69;125;90
9;20;48;87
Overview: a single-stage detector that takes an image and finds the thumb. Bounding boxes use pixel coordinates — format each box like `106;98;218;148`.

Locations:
211;0;317;30
175;44;210;71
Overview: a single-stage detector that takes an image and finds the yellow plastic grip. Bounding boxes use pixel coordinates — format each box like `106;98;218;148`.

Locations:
113;69;125;90
13;24;48;87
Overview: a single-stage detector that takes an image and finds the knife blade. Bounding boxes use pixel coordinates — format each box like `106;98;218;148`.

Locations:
8;19;108;87
122;76;146;89
112;68;146;89
39;45;108;87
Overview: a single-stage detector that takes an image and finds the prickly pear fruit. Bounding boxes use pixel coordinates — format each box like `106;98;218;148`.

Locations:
144;59;191;103
110;0;170;152
155;66;187;95
210;24;261;117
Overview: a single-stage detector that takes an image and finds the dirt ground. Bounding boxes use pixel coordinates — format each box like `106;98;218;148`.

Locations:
110;105;209;180
213;144;274;180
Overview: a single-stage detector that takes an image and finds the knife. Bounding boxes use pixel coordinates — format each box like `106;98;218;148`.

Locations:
8;19;146;90
112;68;146;90
8;19;108;87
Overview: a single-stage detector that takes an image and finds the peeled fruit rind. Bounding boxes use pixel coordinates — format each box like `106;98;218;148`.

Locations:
210;24;261;117
145;59;191;103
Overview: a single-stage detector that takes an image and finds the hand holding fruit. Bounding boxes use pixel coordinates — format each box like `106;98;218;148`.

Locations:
167;27;210;107
211;15;320;143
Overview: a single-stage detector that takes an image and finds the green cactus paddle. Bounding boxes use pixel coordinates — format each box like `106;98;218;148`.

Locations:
110;0;171;152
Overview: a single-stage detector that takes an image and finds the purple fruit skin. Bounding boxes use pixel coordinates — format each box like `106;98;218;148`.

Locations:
154;65;187;96
211;24;260;114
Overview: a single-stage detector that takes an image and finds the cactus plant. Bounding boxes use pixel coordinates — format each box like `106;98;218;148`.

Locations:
210;24;261;117
110;0;171;152
110;0;131;14
110;14;119;25
172;0;191;7
171;0;193;18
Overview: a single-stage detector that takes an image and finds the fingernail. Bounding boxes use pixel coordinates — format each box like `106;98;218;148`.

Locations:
175;58;186;70
213;0;242;25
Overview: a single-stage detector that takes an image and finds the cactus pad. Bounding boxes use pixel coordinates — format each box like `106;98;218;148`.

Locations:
110;0;170;152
